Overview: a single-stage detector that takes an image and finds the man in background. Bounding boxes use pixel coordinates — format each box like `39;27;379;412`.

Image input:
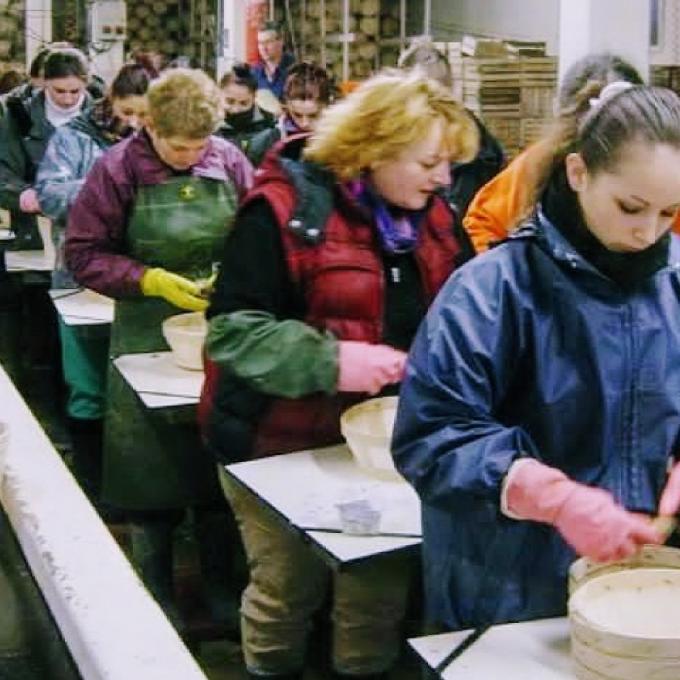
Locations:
252;21;294;101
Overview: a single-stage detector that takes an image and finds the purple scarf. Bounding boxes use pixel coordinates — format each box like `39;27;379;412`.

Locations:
349;178;422;254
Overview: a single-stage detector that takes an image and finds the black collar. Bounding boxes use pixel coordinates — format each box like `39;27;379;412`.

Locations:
541;168;670;290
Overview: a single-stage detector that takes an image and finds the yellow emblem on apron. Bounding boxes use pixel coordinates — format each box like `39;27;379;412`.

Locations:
179;184;196;201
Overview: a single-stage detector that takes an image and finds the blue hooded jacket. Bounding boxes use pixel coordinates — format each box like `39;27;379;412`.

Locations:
393;210;680;630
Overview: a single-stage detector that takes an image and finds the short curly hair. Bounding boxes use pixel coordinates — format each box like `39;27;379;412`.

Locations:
304;69;478;180
147;68;223;139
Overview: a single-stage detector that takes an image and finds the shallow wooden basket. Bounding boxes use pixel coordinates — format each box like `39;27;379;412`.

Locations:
161;312;207;371
340;396;400;479
568;547;680;680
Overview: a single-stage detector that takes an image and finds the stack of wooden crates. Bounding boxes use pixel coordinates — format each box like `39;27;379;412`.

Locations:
436;39;557;159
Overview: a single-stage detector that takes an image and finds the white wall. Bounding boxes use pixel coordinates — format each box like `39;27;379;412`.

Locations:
559;0;650;82
651;0;680;65
430;0;560;54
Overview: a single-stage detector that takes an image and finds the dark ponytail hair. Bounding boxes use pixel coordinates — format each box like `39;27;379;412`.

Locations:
219;62;257;92
110;63;153;99
283;61;333;104
43;47;88;81
557;53;644;115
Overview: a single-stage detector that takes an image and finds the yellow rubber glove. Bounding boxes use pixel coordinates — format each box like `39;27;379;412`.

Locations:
140;267;208;312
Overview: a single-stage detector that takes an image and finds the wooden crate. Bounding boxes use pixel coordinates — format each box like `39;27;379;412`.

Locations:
521;86;555;117
521;118;551;147
484;116;521;155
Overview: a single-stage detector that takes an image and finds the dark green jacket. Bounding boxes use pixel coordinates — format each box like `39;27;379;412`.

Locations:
0;89;92;210
244;126;282;167
216;105;275;158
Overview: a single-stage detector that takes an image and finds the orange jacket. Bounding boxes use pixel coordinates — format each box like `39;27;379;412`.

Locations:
464;142;680;253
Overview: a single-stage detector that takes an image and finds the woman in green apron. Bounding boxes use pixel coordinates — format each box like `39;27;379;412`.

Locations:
65;68;254;633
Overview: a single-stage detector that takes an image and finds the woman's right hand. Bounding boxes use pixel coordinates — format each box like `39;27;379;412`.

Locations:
552;485;662;563
337;341;407;395
140;267;208;312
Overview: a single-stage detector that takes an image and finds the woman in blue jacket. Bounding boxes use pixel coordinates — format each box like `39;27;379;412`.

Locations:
393;82;680;631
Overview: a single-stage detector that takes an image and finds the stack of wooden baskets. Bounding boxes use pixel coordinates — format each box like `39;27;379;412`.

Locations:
568;545;680;680
442;38;557;158
289;0;402;82
125;0;183;59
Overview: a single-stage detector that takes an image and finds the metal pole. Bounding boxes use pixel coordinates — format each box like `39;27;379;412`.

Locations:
423;0;431;37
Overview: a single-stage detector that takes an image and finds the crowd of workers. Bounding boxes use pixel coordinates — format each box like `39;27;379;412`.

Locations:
2;17;680;680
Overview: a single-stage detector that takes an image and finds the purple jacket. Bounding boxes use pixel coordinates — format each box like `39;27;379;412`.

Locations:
65;130;254;298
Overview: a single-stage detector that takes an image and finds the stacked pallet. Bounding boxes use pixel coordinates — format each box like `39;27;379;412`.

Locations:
444;39;556;158
651;65;680;95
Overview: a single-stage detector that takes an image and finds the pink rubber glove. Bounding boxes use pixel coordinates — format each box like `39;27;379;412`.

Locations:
19;188;41;213
659;461;680;516
337;341;407;395
506;459;663;563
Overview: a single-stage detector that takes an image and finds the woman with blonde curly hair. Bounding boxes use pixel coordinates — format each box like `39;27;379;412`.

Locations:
199;70;478;679
65;68;253;634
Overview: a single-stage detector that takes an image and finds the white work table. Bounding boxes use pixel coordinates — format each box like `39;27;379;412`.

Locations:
5;249;54;272
113;351;203;408
2;217;55;272
112;354;422;565
49;288;114;326
225;444;422;567
409;617;573;679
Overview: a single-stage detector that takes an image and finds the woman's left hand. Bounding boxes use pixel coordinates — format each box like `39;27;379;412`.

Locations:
659;461;680;516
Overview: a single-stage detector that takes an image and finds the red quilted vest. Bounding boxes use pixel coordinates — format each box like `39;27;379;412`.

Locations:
201;154;463;459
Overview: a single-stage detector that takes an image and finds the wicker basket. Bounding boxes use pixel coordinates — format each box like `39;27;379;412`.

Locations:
568;546;680;680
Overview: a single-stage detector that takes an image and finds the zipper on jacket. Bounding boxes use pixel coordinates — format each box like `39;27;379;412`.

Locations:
621;302;638;508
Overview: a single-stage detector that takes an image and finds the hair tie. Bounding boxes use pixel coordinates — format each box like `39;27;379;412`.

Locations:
589;80;634;109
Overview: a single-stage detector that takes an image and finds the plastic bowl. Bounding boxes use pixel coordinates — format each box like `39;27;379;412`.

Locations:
340;396;399;478
161;312;207;371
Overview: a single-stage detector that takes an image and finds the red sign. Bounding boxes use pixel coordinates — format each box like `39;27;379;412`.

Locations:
246;0;269;64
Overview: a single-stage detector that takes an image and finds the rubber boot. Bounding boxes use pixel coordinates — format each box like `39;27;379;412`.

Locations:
193;504;245;639
67;417;126;524
67;418;103;504
130;516;184;632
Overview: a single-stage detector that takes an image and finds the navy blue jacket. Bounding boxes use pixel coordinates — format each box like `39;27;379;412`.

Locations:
393;210;680;630
252;52;295;100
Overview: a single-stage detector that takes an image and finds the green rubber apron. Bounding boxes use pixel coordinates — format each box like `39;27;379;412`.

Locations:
103;175;236;510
